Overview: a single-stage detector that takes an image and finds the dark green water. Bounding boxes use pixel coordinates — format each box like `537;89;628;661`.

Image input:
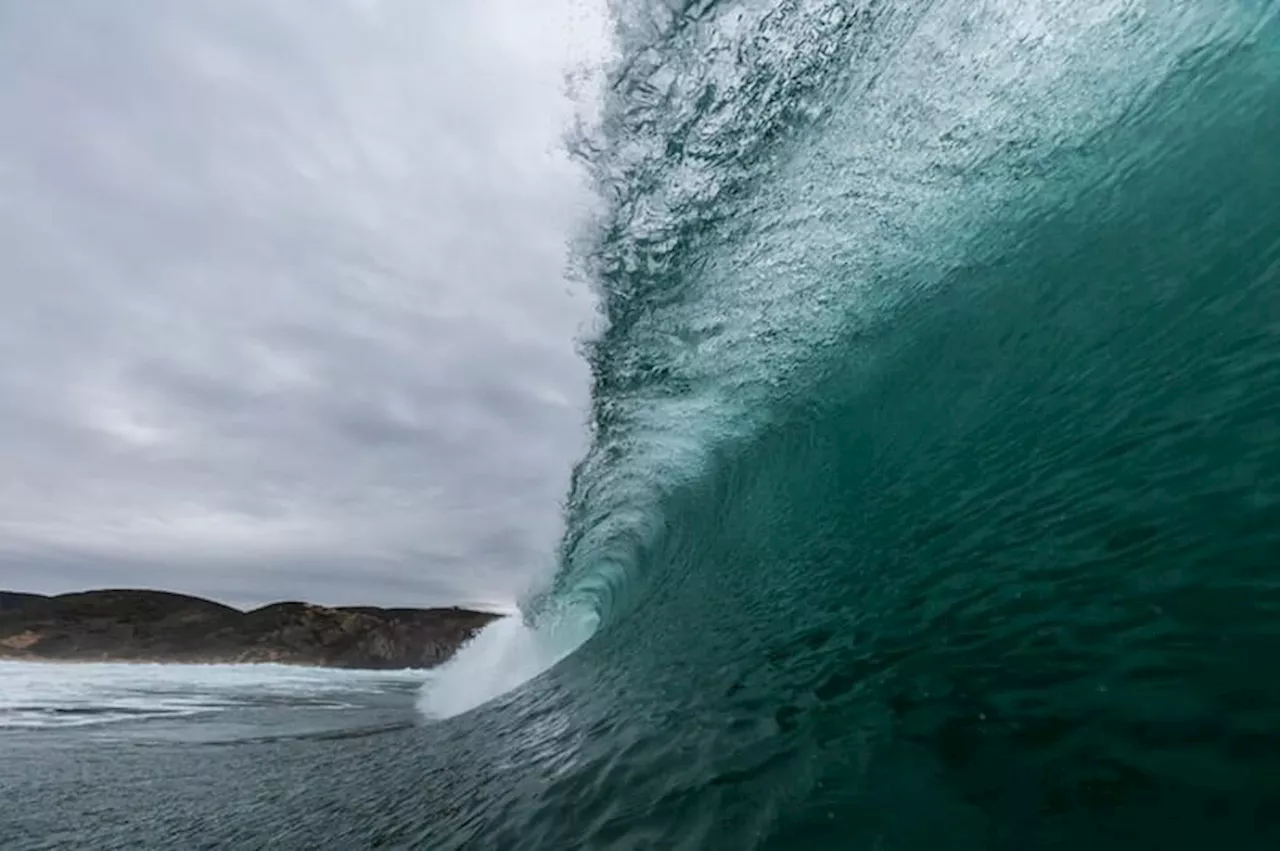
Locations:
7;1;1280;848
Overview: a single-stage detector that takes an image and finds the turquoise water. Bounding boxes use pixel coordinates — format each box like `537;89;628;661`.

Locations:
430;1;1280;847
6;1;1280;848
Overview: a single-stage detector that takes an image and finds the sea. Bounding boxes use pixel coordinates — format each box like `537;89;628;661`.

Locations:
5;0;1280;848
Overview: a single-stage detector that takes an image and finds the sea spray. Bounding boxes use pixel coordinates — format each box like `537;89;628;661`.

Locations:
417;605;600;720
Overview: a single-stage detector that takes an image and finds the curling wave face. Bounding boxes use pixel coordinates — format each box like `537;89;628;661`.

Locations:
417;2;1280;849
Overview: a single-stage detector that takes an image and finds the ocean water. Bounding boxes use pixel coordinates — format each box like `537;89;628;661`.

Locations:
0;662;433;848
0;661;428;738
6;0;1280;848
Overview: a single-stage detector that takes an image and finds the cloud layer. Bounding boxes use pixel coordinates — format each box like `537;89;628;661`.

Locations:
0;0;610;609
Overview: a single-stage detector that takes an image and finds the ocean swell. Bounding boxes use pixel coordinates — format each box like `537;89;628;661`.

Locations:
421;2;1280;848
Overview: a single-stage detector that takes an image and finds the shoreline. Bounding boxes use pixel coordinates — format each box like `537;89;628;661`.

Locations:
1;588;501;671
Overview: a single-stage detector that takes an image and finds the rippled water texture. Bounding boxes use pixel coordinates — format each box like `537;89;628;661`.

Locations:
6;1;1280;849
421;1;1280;848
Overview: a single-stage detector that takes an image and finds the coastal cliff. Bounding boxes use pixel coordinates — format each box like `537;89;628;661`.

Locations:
0;589;500;669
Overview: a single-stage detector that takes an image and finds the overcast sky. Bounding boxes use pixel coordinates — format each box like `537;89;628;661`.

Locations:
0;0;611;610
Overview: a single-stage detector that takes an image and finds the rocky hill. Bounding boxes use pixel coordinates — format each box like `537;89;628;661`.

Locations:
0;589;500;669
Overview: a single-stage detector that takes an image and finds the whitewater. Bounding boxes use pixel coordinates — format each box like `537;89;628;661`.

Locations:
6;0;1280;849
0;661;428;736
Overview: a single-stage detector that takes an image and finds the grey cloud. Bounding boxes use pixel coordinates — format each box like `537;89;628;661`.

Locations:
0;0;611;608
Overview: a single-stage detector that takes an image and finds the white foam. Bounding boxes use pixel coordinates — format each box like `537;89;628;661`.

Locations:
0;660;427;730
417;606;598;720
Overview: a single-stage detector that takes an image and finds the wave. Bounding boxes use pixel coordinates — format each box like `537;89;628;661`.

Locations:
424;0;1278;698
419;2;1280;847
558;0;1277;629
